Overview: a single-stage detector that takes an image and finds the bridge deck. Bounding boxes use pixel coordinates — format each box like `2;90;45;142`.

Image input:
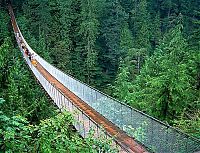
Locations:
35;61;148;153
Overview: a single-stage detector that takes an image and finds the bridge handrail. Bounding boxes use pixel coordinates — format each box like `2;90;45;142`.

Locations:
21;35;199;152
16;39;129;152
9;4;136;152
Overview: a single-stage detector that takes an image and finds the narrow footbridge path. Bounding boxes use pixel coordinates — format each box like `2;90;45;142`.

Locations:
8;3;200;153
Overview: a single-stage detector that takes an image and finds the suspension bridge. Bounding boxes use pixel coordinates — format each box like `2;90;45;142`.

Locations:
8;3;200;153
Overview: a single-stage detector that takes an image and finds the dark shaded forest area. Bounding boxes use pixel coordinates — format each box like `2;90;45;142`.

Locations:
0;0;199;151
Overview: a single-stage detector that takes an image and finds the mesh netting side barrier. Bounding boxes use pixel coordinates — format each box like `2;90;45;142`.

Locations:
33;52;200;152
16;17;200;153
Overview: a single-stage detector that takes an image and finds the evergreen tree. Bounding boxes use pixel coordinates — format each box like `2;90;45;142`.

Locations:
98;0;127;84
187;9;200;50
0;40;11;96
68;0;85;80
119;0;134;13
23;0;52;38
49;0;73;73
129;0;151;73
160;0;181;32
113;60;132;104
131;0;151;50
132;24;197;121
150;12;162;49
37;28;52;62
77;0;100;85
120;22;134;57
0;10;9;44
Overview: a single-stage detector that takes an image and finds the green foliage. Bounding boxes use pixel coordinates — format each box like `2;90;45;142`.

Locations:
0;45;56;121
150;12;162;49
128;0;151;73
0;39;10;91
0;10;9;43
0;99;117;153
36;111;116;152
173;110;200;139
36;111;77;152
113;60;132;103
0;11;56;121
51;0;73;73
123;121;148;142
120;22;134;57
130;0;151;50
0;98;33;152
76;0;100;85
97;0;128;85
132;24;198;124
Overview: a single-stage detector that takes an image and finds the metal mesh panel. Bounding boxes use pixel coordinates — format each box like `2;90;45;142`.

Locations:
9;7;131;151
35;58;200;152
17;28;200;153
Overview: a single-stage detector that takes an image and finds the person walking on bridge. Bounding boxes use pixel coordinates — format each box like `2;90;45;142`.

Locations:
28;51;32;61
24;48;29;56
31;53;37;67
16;32;19;38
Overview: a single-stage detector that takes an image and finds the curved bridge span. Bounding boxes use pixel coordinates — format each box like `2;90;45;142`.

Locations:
8;3;200;153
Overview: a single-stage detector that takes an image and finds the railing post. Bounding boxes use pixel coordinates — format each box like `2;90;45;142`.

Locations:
120;103;123;128
82;111;86;138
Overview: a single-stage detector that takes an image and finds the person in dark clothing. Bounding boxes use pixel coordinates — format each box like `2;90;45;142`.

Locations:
25;48;29;56
28;52;32;60
21;43;25;50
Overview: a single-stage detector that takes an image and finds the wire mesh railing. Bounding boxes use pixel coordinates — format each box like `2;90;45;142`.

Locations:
15;33;130;152
11;6;200;153
21;38;200;152
9;4;137;152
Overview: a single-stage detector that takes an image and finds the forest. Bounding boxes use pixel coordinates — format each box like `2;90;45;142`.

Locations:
0;0;200;152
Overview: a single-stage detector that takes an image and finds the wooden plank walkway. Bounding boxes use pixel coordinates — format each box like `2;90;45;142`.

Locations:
34;61;148;153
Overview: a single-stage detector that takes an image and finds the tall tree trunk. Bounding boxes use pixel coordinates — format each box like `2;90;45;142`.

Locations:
163;88;170;120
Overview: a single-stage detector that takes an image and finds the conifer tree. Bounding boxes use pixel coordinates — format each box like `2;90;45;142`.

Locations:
160;0;179;31
113;60;132;104
132;24;196;121
68;0;86;81
120;22;134;57
78;0;100;85
0;10;9;44
129;0;151;73
151;12;162;49
98;0;127;82
52;0;73;73
0;40;10;95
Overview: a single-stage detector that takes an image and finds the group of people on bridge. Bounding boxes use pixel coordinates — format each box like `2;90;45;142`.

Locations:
16;32;37;66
